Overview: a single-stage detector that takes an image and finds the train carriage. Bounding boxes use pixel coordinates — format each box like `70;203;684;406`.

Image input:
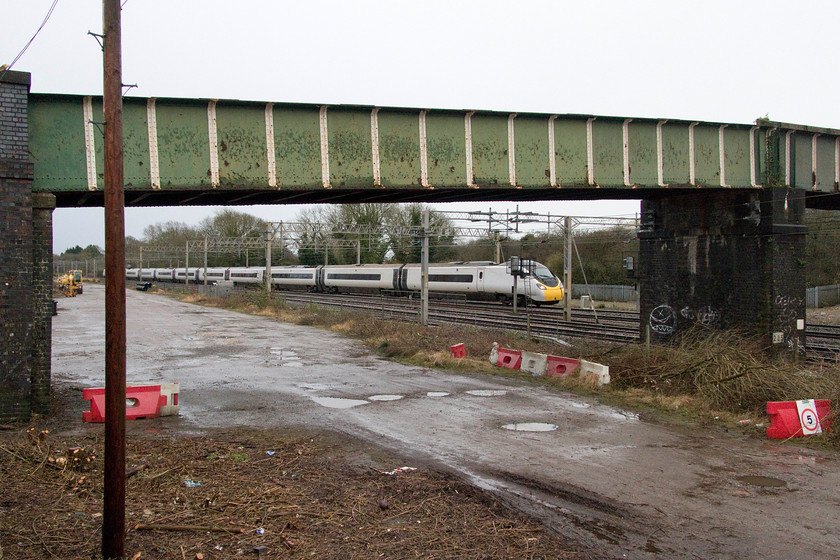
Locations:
129;259;563;305
270;267;318;290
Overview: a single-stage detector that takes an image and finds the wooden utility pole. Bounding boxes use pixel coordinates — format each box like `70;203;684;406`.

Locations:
265;224;272;294
420;210;429;326
563;217;572;322
102;0;126;558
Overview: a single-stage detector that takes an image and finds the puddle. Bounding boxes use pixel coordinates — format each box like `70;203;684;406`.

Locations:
269;347;303;367
466;390;507;397
368;394;404;401
310;397;370;409
736;475;787;488
426;392;450;397
501;423;558;432
297;383;331;392
569;402;590;409
609;411;638;421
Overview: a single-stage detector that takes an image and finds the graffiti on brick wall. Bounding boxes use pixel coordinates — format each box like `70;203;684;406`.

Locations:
651;304;722;336
650;305;678;335
680;305;721;327
775;295;803;347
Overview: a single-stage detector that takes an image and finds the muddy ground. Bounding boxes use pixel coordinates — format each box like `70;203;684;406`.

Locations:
0;411;578;559
2;285;839;560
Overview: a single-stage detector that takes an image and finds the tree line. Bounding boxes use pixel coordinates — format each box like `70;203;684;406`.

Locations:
55;205;840;288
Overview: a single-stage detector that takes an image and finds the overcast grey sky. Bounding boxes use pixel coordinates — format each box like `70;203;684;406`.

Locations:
5;1;839;252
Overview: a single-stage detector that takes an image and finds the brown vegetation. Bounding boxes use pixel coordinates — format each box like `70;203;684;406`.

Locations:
0;425;577;559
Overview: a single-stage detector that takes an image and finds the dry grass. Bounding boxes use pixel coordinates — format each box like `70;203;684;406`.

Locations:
608;328;840;408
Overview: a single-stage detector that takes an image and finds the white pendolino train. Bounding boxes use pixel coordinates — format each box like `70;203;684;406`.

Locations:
126;260;565;306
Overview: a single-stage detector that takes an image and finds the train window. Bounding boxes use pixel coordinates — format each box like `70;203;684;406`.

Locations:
327;273;381;281
533;265;560;287
429;274;473;283
272;273;314;279
479;272;483;279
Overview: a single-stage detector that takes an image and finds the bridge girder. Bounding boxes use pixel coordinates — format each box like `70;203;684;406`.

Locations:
28;94;840;209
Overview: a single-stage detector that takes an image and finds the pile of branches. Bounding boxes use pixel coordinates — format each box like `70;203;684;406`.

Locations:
611;328;840;411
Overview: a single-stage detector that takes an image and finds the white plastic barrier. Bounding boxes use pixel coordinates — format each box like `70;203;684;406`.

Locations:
158;382;180;416
521;351;548;376
579;360;610;386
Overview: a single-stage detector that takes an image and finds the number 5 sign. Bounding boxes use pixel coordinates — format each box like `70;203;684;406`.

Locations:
795;400;823;435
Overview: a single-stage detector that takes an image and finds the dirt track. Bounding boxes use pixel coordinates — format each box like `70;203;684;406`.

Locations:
49;285;840;559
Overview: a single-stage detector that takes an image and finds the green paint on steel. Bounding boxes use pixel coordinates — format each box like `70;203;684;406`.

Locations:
793;134;811;190
628;122;657;186
723;127;750;187
327;108;372;188
426;112;467;187
816;136;834;190
693;125;720;186
216;104;268;188
554;119;588;185
274;107;321;188
592;120;623;186
513;116;550;187
28;97;88;190
471;114;508;187
24;93;840;200
123;99;151;188
155;100;212;188
661;123;690;185
378;110;420;187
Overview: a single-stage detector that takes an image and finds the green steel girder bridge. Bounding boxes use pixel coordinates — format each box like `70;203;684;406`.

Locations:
27;93;840;209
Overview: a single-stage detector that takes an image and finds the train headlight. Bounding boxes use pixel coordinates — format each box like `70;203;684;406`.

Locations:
536;284;546;290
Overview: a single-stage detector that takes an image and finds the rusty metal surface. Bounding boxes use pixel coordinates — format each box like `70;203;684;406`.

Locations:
26;93;840;207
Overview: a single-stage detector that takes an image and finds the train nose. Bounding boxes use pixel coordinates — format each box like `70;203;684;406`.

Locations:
542;286;564;303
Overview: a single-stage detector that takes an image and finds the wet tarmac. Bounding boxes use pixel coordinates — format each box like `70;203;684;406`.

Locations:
52;285;840;560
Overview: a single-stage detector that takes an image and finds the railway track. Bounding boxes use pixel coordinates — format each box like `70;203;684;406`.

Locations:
271;290;840;357
275;291;640;343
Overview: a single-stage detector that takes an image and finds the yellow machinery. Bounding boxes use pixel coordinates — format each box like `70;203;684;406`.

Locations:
57;269;83;297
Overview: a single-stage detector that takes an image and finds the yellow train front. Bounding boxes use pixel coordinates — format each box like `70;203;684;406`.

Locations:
524;261;564;305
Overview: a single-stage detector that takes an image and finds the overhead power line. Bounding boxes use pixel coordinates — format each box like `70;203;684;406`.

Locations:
0;0;60;82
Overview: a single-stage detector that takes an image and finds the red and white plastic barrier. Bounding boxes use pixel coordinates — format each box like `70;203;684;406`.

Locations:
487;342;609;386
450;343;466;358
546;356;580;377
153;382;180;417
496;347;523;369
83;383;180;423
766;400;831;439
